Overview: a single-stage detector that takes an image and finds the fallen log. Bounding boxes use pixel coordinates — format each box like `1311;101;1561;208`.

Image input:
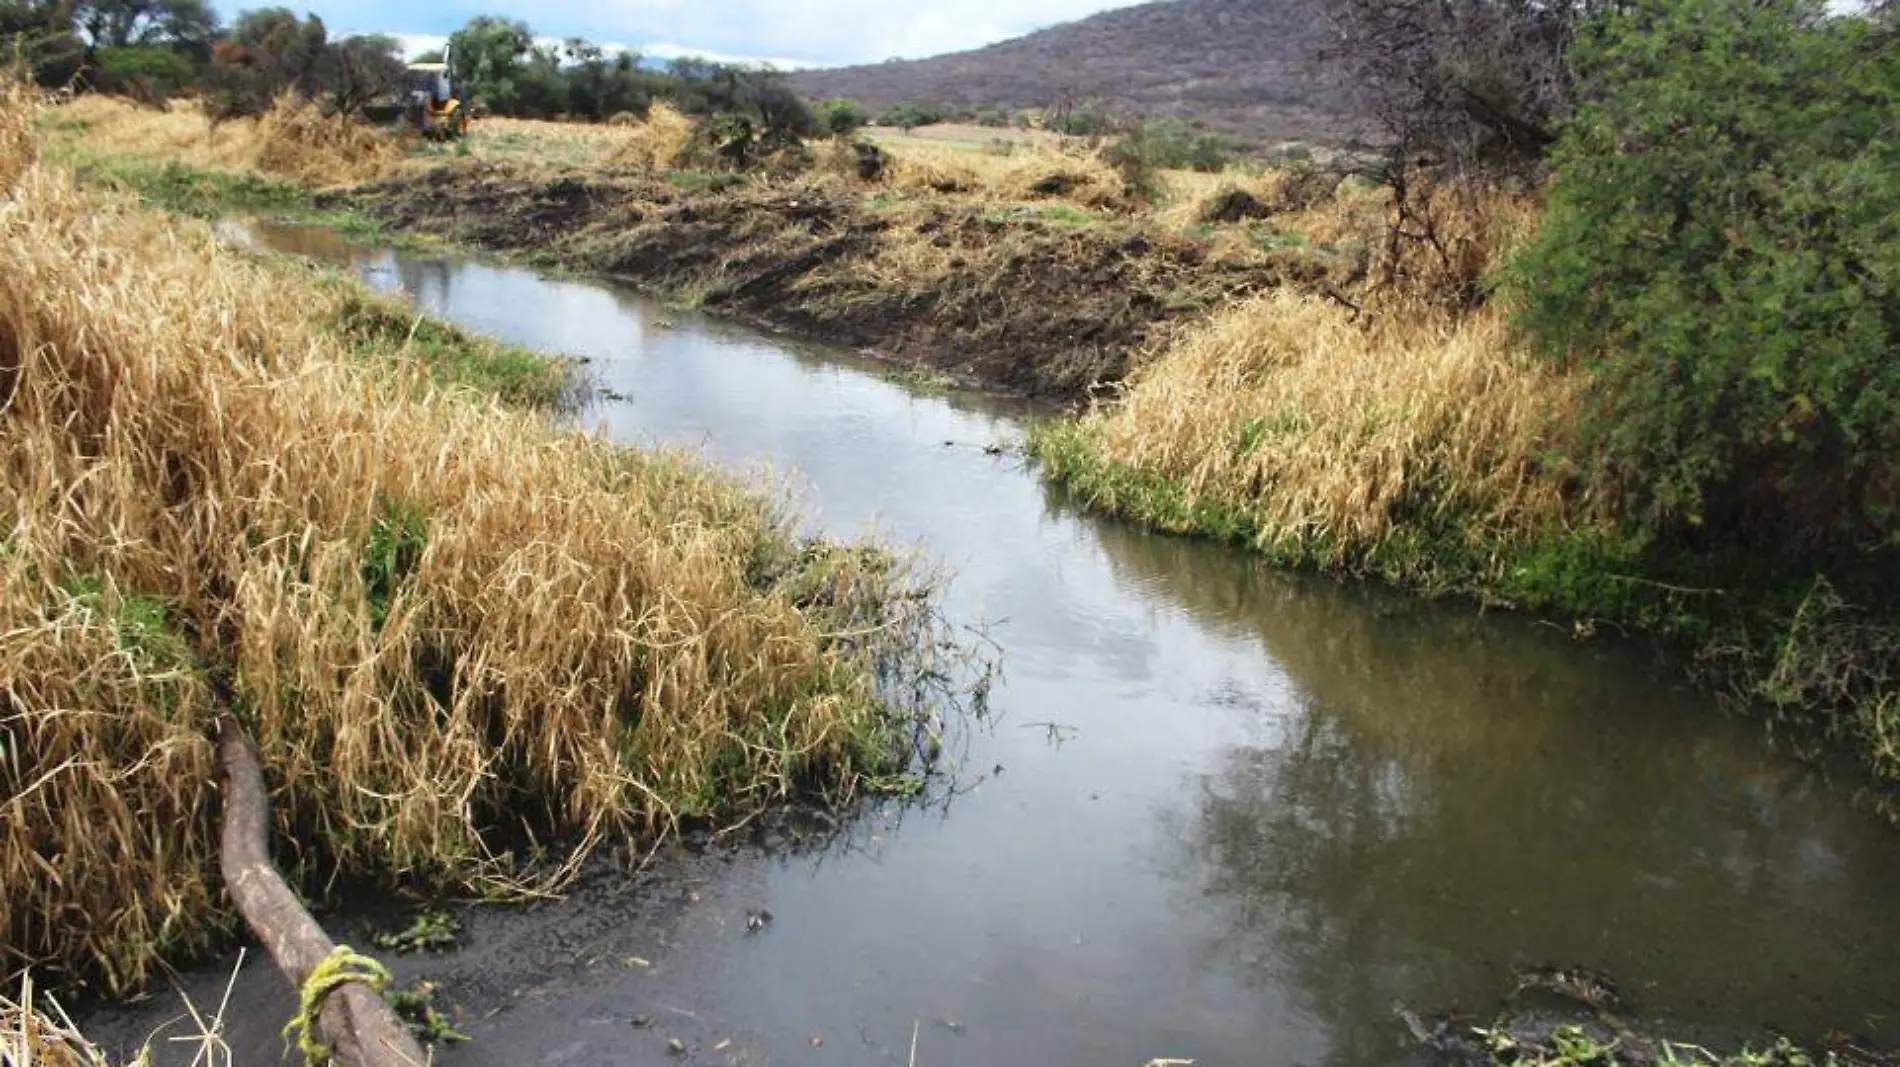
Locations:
216;717;428;1067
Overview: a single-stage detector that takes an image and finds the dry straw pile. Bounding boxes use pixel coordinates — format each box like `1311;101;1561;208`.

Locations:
604;103;694;172
52;93;403;186
0;86;935;994
885;139;1128;208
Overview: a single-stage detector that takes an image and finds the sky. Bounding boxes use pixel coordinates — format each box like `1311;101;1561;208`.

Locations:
251;0;1152;69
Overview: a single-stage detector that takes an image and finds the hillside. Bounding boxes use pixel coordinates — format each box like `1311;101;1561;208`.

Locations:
787;0;1351;145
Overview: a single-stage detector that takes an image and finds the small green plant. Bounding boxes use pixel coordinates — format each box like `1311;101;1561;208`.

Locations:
372;909;461;953
362;497;428;628
662;168;743;194
386;980;469;1045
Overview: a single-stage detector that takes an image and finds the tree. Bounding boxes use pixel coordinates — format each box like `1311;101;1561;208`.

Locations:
0;0;86;87
446;15;532;112
316;33;404;117
74;0;213;53
92;42;192;98
201;7;327;118
1310;0;1594;173
510;41;567;116
1509;0;1900;551
876;102;940;132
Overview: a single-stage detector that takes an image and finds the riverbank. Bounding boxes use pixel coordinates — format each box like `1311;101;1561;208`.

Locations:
1;88;956;999
34;96;1900;824
37;96;1383;400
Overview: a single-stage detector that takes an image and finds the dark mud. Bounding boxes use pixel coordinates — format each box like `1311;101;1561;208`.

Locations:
333;161;1291;400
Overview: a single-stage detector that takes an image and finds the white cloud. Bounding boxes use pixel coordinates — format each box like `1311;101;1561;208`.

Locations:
389;33;447;60
638;42;814;70
383;30;809;69
305;0;1148;68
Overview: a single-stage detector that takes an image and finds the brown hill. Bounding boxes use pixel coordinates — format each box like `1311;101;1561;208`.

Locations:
787;0;1351;145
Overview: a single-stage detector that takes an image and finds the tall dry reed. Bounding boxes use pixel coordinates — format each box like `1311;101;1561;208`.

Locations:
46;94;403;186
0;87;939;993
1041;292;1581;564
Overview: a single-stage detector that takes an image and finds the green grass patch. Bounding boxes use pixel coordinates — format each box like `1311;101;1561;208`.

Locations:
327;289;583;409
663;168;745;194
51;146;397;242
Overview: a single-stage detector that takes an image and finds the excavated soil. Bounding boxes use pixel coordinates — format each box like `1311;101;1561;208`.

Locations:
334;161;1297;400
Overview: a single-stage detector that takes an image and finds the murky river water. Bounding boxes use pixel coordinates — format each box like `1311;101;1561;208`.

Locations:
89;226;1900;1066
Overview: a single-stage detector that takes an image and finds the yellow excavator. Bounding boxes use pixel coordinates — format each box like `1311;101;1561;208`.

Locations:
399;47;469;139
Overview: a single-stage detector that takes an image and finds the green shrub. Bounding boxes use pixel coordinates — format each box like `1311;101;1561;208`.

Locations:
877;103;943;131
93;45;199;102
1048;103;1115;137
1139;118;1236;172
816;97;868;136
1508;0;1900;554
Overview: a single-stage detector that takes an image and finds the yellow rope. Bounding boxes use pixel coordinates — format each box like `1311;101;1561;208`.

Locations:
281;945;391;1065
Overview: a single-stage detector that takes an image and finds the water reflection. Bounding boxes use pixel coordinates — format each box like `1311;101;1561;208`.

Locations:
1073;502;1900;1054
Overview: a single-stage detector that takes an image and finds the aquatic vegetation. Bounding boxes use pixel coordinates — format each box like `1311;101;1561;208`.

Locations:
386;980;468;1046
371;910;461;954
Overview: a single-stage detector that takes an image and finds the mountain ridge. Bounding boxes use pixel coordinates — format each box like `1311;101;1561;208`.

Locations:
787;0;1351;145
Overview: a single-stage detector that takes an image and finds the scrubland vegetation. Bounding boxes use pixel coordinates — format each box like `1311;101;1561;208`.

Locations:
1038;0;1900;819
0;81;954;1001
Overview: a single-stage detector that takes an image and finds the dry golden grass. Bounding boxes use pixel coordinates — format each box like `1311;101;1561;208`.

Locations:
246;96;406;185
604;103;692;173
48;94;403;186
1;88;937;993
883;138;1127;209
1054;292;1580;560
469;114;641;168
2;975;127;1067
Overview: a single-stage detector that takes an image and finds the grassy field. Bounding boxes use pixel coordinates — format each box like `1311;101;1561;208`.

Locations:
1;86;958;998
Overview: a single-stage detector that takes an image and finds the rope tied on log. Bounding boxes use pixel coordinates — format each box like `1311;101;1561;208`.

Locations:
216;717;428;1067
284;946;394;1065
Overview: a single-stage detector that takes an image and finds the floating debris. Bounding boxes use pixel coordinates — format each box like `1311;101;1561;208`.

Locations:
1512;964;1624;1012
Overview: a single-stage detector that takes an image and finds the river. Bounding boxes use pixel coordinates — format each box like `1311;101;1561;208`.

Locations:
85;224;1900;1067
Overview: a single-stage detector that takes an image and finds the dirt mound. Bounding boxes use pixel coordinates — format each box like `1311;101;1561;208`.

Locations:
1198;186;1274;223
344;161;1289;398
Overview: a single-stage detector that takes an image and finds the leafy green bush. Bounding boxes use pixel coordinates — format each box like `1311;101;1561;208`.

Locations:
93;45;198;102
816;97;868;136
1048;103;1115;137
1135;118;1235;172
877;103;942;131
1509;0;1900;553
